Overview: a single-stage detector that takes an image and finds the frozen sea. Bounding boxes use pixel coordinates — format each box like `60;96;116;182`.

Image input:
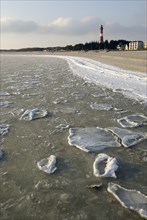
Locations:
0;53;147;220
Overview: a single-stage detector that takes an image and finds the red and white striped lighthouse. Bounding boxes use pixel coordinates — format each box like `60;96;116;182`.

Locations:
100;25;104;43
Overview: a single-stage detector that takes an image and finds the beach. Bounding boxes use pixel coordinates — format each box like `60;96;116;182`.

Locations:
1;52;147;220
47;50;147;73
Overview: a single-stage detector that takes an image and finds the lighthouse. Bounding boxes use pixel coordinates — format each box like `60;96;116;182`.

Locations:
100;25;104;43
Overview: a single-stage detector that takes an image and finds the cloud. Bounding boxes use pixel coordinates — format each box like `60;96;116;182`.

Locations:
106;22;146;41
50;17;73;27
48;16;104;35
1;18;39;33
1;17;146;40
1;16;103;35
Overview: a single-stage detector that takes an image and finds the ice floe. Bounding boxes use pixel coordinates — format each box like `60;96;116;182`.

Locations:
114;108;128;114
53;97;68;104
68;127;120;152
0;92;10;96
91;92;108;98
93;153;118;178
90;102;113;111
0;124;9;136
37;155;57;174
108;127;147;148
117;114;147;128
86;183;102;189
19;108;48;121
68;126;147;152
0;101;12;108
107;182;147;219
56;123;70;130
11;108;25;117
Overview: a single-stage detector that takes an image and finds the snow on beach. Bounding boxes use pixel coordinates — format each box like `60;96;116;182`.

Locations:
48;55;147;103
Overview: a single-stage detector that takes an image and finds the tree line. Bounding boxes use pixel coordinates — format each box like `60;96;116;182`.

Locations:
1;40;130;52
64;40;130;51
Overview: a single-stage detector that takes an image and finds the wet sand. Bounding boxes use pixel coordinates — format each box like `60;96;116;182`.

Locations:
48;50;147;73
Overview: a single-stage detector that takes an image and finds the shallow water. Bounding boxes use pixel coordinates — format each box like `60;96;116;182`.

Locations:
0;54;147;220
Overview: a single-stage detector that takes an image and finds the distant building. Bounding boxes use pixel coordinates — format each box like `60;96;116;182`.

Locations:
124;44;129;50
117;43;124;50
144;42;147;49
129;41;144;50
117;43;129;51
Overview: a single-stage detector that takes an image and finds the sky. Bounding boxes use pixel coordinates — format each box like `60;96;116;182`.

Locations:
1;0;146;49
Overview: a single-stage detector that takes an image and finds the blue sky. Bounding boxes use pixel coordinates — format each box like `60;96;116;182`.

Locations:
1;0;146;49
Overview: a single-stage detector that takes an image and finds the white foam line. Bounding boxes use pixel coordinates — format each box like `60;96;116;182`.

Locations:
17;54;147;103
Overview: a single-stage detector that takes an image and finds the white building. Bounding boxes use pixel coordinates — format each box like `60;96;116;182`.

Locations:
144;42;147;49
117;43;129;51
124;44;129;50
129;41;144;50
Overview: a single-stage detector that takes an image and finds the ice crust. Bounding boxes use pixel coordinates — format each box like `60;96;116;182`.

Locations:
93;153;118;178
37;155;57;174
107;182;147;219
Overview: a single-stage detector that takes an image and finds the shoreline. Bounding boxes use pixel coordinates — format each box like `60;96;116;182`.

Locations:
47;50;147;73
1;50;147;73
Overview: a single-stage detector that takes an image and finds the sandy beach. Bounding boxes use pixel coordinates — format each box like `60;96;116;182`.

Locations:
48;50;147;73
